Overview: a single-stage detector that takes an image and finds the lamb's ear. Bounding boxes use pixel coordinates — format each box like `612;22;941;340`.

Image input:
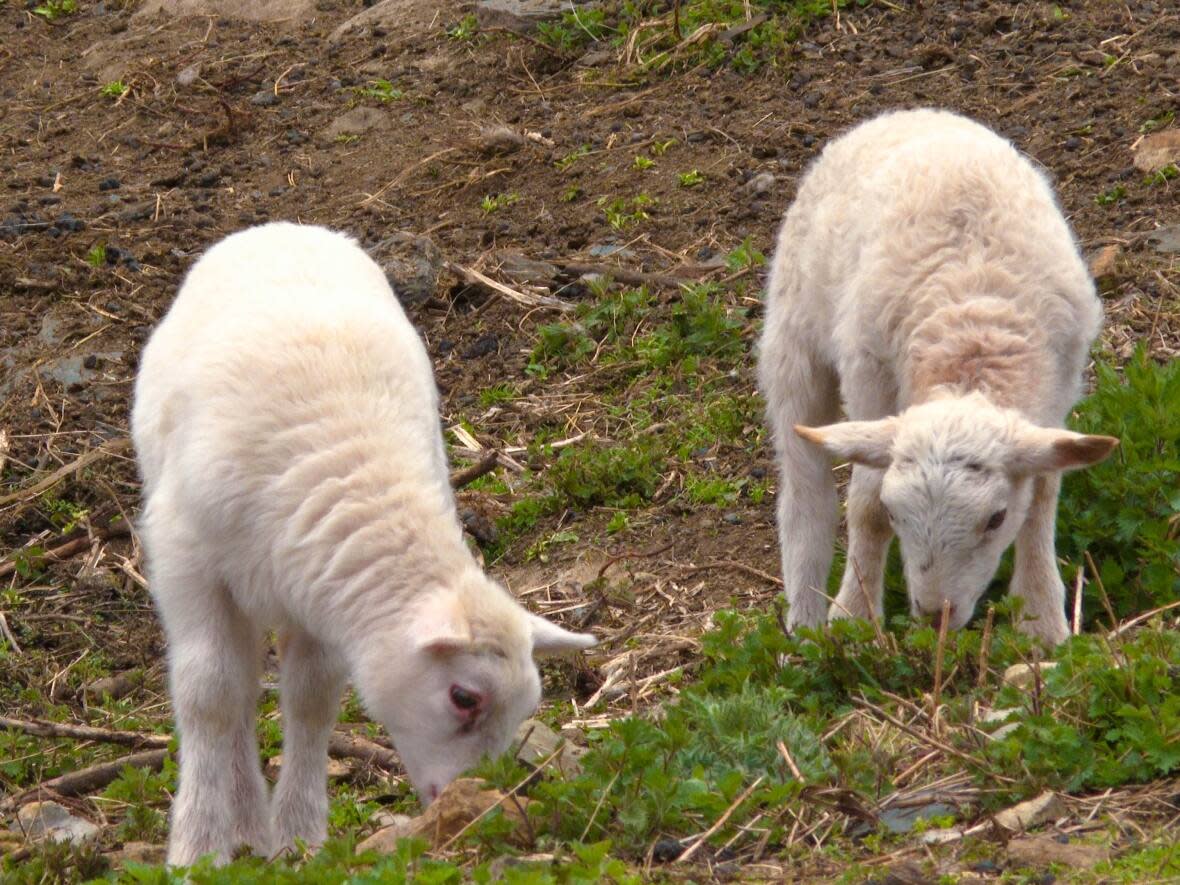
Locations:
414;593;473;655
528;613;597;658
794;418;898;468
1009;427;1119;474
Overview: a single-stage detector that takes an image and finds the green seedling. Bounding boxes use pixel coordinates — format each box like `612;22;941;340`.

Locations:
480;192;520;214
678;169;705;187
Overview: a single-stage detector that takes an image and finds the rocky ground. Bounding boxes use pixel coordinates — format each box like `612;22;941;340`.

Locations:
1;0;1178;881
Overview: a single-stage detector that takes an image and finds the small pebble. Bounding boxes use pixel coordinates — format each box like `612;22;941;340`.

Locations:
251;90;278;107
98;177;121;191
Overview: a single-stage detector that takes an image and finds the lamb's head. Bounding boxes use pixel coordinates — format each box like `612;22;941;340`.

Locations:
356;574;595;804
797;394;1117;629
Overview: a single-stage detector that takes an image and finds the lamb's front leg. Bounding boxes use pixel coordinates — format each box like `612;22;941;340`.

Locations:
271;629;346;855
1009;473;1070;645
161;579;270;866
830;465;892;624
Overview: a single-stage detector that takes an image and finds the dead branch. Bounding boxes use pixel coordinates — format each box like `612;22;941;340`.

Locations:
327;732;400;771
0;716;168;750
0;749;168;813
446;262;574;313
554;259;715;290
0;437;131;509
0;522;131;580
448;451;500;490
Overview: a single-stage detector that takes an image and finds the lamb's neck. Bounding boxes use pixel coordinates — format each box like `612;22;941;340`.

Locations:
282;466;479;640
902;295;1054;418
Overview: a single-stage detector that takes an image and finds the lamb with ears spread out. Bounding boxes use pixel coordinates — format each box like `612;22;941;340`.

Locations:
758;109;1118;644
132;222;596;866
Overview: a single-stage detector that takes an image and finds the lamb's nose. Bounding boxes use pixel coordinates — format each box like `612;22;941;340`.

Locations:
927;604;955;631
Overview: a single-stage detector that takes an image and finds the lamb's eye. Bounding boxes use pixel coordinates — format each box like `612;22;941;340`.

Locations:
985;509;1006;531
449;685;481;712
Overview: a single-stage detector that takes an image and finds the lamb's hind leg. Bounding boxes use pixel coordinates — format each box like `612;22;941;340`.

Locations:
1010;473;1070;645
760;329;841;631
157;558;270;866
271;628;346;855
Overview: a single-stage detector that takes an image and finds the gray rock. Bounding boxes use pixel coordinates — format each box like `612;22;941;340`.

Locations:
136;0;317;23
15;801;101;845
495;251;558;286
743;171;776;196
106;841;166;865
176;63;201;86
478;125;525;156
1002;661;1057;689
994;791;1066;832
1147;224;1180;254
251;89;278;107
367;232;444;305
514;718;585;777
324;107;388;140
477;0;591;33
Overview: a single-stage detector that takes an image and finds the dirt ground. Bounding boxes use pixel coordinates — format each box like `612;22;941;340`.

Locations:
0;0;1178;877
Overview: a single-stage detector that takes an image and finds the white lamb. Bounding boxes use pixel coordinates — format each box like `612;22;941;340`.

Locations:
758;109;1118;644
131;222;596;866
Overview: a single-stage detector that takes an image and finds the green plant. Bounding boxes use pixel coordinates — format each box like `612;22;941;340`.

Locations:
101;80;129;99
632;155;654;171
725;235;766;272
537;8;610;51
1144;163;1179;186
678;169;705;187
480;192;520;214
446;13;479;40
599;194;654;230
85;243;107;267
651;138;676;156
32;0;78;20
355;79;404;102
635;283;745;368
561;185;582;202
1095;184;1127;205
555;144;591;171
1057;349;1179;622
333;133;360;145
1139;110;1175;133
548;438;665;509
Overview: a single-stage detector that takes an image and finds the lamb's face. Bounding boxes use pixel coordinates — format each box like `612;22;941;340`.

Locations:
381;643;542;803
360;583;595;805
879;429;1033;627
795;393;1118;631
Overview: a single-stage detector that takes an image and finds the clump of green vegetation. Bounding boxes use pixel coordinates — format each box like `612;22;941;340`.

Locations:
677;169;705;188
1057;349;1179;622
1095;184;1127;205
725;235;766;272
354;79;403;102
1139;109;1175;133
549;437;666;509
481;192;520;214
537;7;612;52
446;13;479;41
100;80;129;99
1143;163;1179;186
555;143;591;171
632;155;655;171
85;243;107;268
599;194;654;230
32;0;78;20
333;133;360;145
